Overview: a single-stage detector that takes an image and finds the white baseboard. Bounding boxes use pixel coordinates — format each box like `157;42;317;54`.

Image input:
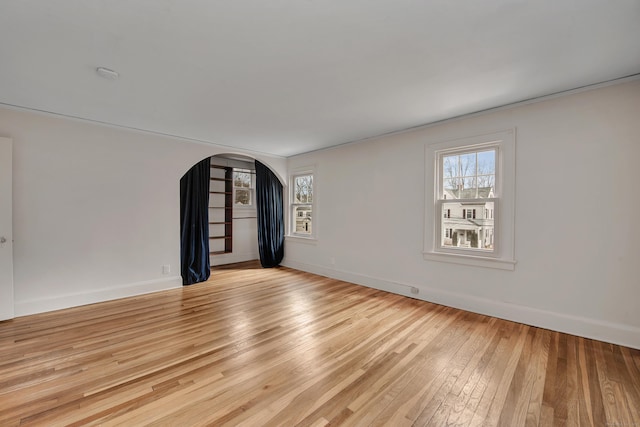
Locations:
282;259;640;350
211;252;259;266
14;276;183;317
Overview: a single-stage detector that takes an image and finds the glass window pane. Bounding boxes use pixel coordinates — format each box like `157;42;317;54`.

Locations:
443;155;459;178
477;150;496;175
294;175;313;203
459;153;476;178
441;201;494;251
293;205;312;234
233;170;252;189
439;148;496;199
235;188;251;205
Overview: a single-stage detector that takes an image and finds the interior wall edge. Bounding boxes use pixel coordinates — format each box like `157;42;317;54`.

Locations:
13;276;182;317
281;259;640;350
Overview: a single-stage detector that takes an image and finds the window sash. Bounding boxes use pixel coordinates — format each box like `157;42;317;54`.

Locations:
292;204;312;235
435;144;500;256
437;143;500;200
290;172;315;237
233;188;252;205
435;198;499;256
233;169;254;186
293;174;313;204
233;168;255;206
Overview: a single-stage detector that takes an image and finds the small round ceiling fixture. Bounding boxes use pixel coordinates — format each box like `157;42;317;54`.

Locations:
96;67;120;80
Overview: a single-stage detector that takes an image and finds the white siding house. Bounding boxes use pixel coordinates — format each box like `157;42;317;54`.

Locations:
442;187;495;249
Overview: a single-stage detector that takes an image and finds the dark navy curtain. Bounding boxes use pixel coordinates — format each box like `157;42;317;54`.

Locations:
255;160;284;267
180;157;211;285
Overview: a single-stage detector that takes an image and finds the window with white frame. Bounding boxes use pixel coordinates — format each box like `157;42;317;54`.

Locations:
441;148;495;251
424;129;516;270
291;173;314;237
233;168;254;206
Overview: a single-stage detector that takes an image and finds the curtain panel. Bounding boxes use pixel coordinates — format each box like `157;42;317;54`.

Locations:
255;160;284;267
180;157;211;285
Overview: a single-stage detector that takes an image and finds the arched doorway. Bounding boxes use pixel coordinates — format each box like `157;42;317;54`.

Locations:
180;153;285;284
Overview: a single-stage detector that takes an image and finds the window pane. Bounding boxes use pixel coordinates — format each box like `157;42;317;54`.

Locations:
477;150;495;196
233;170;252;188
441;201;494;251
459;152;476;178
235;188;251;205
440;148;496;199
443;155;459;179
477;150;496;175
294;175;313;203
293;205;312;234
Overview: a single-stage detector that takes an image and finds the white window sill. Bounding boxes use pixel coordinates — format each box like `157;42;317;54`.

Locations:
423;251;516;271
286;235;317;245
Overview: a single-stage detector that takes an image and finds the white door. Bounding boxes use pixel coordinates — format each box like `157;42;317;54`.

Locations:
0;137;14;320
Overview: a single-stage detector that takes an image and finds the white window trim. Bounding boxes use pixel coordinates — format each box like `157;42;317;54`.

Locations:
424;129;516;270
287;166;317;242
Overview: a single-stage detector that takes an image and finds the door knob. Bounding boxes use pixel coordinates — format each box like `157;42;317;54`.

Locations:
0;237;6;244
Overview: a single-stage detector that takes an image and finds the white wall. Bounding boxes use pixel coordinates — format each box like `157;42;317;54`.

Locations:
0;107;285;316
284;79;640;349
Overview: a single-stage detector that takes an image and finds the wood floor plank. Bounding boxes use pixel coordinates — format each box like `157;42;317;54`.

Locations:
0;261;638;426
554;332;569;427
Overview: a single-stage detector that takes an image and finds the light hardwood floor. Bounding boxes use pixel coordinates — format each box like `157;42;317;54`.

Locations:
1;261;639;426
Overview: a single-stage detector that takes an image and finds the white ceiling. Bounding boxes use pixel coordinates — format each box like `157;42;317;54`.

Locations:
1;1;639;157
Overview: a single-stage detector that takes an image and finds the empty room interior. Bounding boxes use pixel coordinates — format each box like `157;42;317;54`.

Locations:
1;1;639;426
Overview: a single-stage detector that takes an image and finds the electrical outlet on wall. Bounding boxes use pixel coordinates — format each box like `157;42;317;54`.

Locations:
162;264;171;275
